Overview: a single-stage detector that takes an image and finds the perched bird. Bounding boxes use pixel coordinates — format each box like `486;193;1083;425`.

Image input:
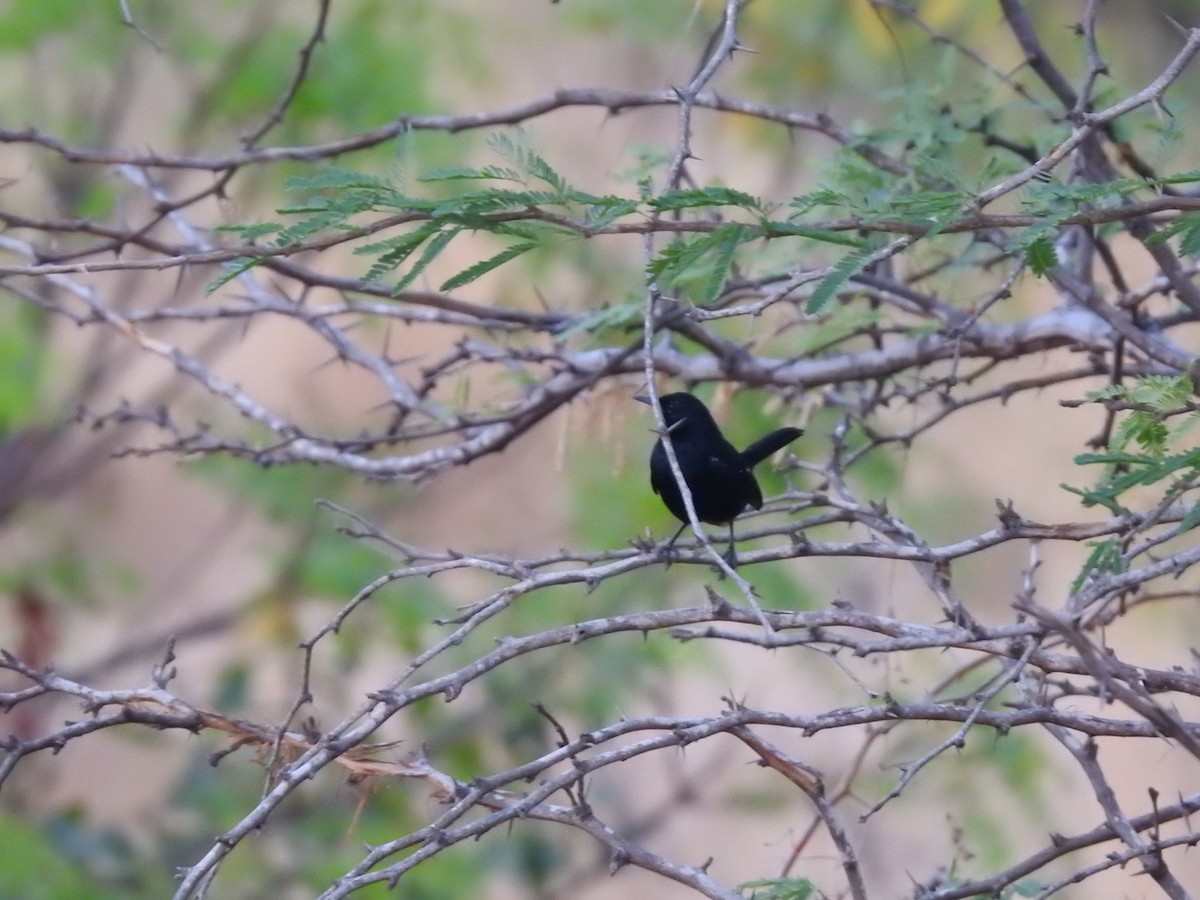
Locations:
636;392;802;564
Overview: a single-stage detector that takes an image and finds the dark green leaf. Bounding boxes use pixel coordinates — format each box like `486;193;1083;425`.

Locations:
440;241;539;291
701;224;746;305
762;221;865;247
1179;501;1200;533
1142;216;1192;246
1061;481;1126;515
1025;236;1057;277
431;188;563;219
647;232;722;283
1179;217;1200;258
488;134;569;194
358;224;440;283
394;227;461;291
584;197;639;230
647;224;750;301
652;186;762;212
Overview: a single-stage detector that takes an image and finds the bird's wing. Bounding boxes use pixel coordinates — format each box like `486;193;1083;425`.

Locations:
741;464;764;510
707;452;763;512
648;443;667;496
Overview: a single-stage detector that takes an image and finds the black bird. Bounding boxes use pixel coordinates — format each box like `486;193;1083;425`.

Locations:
636;392;802;564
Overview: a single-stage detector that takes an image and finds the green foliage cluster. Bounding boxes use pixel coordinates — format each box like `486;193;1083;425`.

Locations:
1065;375;1200;590
215;138;865;310
213;77;1200;336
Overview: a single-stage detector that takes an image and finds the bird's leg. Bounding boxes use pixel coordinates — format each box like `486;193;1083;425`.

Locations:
722;523;739;568
659;522;689;566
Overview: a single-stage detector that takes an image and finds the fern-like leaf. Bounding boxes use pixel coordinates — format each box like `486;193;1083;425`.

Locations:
806;248;874;315
440;241;539;291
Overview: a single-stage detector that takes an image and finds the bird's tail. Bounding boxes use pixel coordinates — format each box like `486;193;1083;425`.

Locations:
740;427;803;467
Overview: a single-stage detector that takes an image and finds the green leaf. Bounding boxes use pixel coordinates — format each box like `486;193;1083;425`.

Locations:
1155;168;1200;185
519;153;568;193
1179;218;1200;258
647;231;719;283
700;224;746;304
430;188;563;219
1060;481;1127;515
419;166;516;182
394;226;461;291
737;876;819;899
1079;374;1198;456
762;221;865;248
1071;538;1127;593
789;188;847;216
271;205;361;247
651;186;762;212
886;189;965;223
1075;448;1200;474
647;224;750;301
205;256;260;293
213;221;282;241
358;223;440;284
583;196;639;230
1083;374;1193;406
488;221;556;242
1179;501;1200;533
1145;213;1200;257
1025;236;1057;276
554;301;644;339
805;248;873;315
285;167;394;193
1065;443;1200;519
487;133;569;194
439;241;539;291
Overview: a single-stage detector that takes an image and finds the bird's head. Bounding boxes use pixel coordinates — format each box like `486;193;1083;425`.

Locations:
634;392;719;436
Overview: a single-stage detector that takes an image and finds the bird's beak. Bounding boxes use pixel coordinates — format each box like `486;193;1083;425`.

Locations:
634;395;684;433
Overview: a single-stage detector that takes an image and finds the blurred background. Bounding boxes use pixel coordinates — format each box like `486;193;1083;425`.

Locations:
2;1;1200;897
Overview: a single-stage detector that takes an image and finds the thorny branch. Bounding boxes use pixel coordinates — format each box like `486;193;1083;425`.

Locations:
3;1;1200;898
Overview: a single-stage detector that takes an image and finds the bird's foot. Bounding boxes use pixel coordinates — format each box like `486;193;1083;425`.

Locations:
721;544;739;569
630;534;658;553
657;541;681;568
